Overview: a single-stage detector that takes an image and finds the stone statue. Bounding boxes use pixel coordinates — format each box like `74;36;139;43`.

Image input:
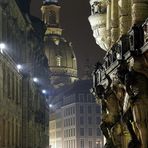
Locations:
91;1;106;14
96;74;121;148
132;53;148;79
125;68;148;148
117;59;148;148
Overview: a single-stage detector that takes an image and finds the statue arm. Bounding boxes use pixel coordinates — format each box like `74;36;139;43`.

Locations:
105;74;112;91
102;99;107;116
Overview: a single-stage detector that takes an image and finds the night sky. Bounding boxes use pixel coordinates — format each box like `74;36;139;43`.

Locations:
30;0;105;78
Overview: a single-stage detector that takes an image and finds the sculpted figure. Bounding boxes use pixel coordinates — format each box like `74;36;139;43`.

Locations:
96;75;121;148
91;1;106;14
117;59;148;148
125;69;148;148
132;52;148;78
94;2;102;14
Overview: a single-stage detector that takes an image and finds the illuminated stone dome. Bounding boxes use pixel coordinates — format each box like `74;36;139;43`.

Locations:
44;35;78;88
41;0;78;88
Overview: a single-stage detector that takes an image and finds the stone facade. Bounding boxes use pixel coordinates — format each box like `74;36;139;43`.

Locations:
49;80;103;148
89;0;148;147
88;0;148;51
0;51;22;148
0;0;49;148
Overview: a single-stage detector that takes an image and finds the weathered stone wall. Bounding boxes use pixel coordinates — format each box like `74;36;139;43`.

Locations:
0;0;49;148
89;0;148;51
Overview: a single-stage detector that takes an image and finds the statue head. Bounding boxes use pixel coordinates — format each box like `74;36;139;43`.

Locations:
96;84;105;99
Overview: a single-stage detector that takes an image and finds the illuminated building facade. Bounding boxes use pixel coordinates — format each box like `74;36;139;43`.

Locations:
49;80;103;148
0;0;49;148
62;80;103;148
89;0;148;148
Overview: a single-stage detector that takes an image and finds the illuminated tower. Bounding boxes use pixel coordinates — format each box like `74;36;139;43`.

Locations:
41;0;78;89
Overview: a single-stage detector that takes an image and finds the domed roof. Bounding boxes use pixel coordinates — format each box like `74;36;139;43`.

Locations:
41;1;78;88
44;35;78;88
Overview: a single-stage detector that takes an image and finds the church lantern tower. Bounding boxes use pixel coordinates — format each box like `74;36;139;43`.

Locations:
41;0;78;89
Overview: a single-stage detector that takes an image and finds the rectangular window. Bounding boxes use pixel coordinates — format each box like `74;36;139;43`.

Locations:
88;105;92;114
96;106;101;113
79;94;84;102
87;94;92;102
56;56;61;66
88;128;92;136
2;119;5;146
80;116;84;125
80;128;84;136
80;139;84;148
72;107;75;114
74;140;75;148
88;117;92;125
16;78;19;104
80;105;84;114
73;117;75;125
7;69;10;98
96;117;101;124
96;141;101;148
73;128;75;136
12;72;14;100
96;128;101;136
89;141;92;148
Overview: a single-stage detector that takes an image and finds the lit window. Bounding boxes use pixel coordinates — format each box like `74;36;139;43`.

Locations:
56;56;61;66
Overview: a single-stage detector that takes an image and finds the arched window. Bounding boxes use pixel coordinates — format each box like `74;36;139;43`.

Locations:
49;10;56;25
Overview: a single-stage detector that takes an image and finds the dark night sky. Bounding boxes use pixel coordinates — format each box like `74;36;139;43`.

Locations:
30;0;105;78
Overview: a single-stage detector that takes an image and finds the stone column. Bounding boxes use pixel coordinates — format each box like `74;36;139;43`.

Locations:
132;0;148;25
111;0;119;45
106;0;111;48
118;0;131;36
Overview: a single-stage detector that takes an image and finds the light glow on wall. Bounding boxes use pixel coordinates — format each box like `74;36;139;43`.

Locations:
0;43;6;53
